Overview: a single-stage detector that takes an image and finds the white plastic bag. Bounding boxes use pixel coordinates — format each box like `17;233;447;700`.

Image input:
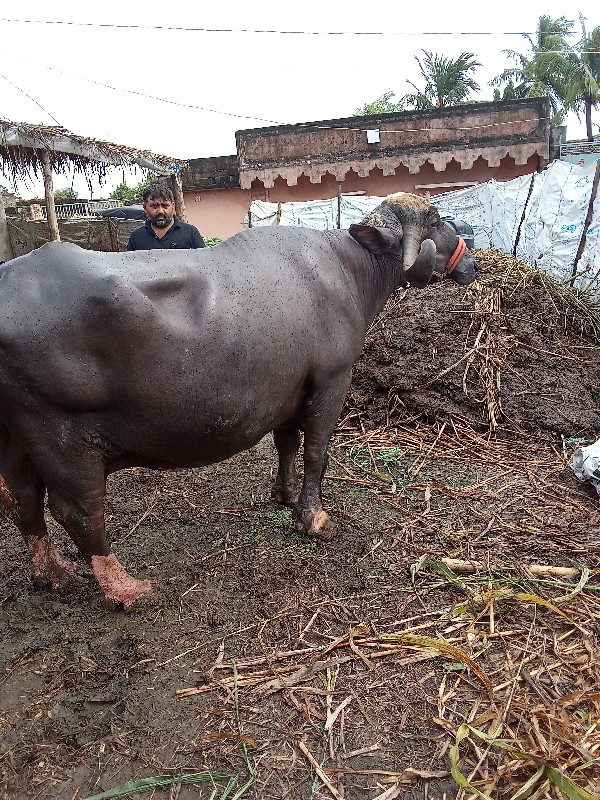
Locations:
572;438;600;495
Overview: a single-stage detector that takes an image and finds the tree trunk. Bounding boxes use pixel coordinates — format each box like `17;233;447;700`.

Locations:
170;173;187;222
586;100;593;142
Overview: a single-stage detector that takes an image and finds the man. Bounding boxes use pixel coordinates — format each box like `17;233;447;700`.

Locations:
127;184;205;251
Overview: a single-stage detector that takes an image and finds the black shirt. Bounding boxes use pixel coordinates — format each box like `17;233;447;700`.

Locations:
127;216;205;251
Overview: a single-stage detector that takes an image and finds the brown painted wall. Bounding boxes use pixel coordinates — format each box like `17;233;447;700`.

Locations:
236;98;550;189
183;187;251;240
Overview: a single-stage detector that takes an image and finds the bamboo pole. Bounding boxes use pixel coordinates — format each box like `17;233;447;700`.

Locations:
170;172;187;222
40;150;60;241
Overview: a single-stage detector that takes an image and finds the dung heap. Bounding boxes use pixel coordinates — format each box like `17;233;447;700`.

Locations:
344;250;600;441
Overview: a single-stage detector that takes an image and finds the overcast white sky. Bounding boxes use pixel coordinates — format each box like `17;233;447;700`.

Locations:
1;1;598;199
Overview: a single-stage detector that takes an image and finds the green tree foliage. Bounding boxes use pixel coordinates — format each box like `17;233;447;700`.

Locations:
401;51;481;109
490;15;574;126
110;172;157;203
110;182;137;203
564;15;600;140
493;81;517;101
54;187;78;201
353;90;404;116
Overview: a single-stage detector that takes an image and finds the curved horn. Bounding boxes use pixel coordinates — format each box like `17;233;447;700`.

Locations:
404;239;437;288
401;223;423;269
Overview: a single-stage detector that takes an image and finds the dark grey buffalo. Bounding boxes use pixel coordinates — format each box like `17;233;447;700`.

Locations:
0;193;476;609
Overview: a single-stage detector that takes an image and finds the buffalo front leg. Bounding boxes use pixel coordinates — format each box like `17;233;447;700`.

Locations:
294;374;352;536
271;424;301;505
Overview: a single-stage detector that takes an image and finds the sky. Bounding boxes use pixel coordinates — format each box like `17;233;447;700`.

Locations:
1;0;598;199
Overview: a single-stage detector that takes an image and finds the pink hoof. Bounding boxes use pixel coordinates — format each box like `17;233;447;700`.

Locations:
294;507;331;538
91;554;153;611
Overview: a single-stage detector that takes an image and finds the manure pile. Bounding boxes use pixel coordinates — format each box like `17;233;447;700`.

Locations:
343;250;600;441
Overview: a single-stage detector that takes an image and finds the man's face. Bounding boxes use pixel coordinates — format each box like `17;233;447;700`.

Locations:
144;195;175;228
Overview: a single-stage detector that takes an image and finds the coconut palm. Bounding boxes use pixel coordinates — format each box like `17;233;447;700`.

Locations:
489;15;574;126
401;51;481;109
564;15;600;140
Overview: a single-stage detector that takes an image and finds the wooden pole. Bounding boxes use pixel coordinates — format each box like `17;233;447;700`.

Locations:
40;150;60;242
170;172;187;222
0;196;14;262
570;158;600;286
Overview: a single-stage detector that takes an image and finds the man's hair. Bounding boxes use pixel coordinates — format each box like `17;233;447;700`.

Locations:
142;184;174;203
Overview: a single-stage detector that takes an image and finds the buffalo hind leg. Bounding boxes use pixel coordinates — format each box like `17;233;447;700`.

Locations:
294;373;352;536
271;424;301;505
0;425;81;591
46;468;152;610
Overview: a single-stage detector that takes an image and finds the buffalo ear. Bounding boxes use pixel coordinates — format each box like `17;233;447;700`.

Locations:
349;223;401;255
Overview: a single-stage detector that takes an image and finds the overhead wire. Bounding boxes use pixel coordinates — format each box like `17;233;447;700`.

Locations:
0;49;285;126
0;18;539;35
0;70;62;126
0;19;592;135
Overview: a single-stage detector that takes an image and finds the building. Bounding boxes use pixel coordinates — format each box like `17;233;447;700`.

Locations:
181;97;551;240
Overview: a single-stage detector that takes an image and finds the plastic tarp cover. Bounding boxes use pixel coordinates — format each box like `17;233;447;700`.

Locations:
247;159;600;295
246;196;384;231
7;217;142;257
432;160;600;292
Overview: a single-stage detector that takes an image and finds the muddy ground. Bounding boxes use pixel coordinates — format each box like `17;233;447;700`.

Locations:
1;252;599;800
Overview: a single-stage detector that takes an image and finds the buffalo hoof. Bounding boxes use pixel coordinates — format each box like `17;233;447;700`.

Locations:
32;559;84;592
271;485;298;505
104;579;153;612
91;553;153;611
294;507;332;539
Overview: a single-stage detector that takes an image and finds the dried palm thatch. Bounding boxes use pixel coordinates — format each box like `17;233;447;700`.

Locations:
0;117;188;185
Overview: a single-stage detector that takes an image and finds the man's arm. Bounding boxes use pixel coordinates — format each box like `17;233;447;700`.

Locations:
191;226;205;248
127;228;141;251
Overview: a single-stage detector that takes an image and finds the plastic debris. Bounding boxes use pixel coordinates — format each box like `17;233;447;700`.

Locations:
572;438;600;495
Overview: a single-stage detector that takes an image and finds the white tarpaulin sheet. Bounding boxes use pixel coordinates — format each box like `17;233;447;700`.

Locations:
246;160;600;294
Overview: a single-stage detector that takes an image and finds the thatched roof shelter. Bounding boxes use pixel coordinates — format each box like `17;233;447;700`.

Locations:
0;118;190;241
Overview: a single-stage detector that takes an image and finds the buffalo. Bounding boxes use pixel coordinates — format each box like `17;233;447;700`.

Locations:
0;193;477;608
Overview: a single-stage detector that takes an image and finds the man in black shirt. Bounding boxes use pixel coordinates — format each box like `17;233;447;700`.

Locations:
127;184;205;251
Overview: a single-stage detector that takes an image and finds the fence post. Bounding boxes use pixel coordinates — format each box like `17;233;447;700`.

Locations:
0;198;14;262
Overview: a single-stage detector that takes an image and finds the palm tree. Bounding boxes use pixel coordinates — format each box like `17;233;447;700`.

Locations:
490;15;574;126
564;15;600;140
401;51;481;109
